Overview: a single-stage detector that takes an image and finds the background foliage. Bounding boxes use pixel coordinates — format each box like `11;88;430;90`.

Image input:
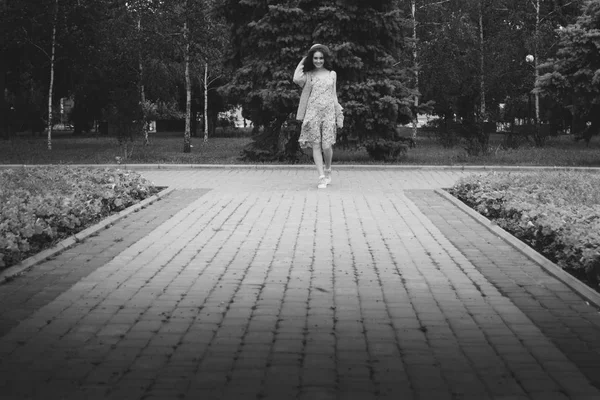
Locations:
1;0;599;159
218;0;414;160
537;0;600;142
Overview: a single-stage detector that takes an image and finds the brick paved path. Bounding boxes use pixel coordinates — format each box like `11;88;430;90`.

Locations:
0;168;599;400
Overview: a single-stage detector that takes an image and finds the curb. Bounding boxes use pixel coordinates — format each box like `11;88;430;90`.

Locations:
0;187;175;284
435;188;600;309
1;164;600;172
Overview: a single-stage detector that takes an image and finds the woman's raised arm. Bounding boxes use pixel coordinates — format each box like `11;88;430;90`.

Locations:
293;57;307;87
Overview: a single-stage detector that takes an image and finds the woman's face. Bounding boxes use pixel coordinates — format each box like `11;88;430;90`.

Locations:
312;51;325;70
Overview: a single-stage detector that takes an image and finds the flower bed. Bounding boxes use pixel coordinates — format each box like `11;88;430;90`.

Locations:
0;167;159;269
448;171;600;290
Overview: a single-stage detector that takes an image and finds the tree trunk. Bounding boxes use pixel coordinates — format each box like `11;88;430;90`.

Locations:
0;53;7;139
477;0;489;152
183;19;192;153
479;0;485;120
0;0;6;139
191;109;198;137
208;112;216;137
47;0;59;150
534;0;543;146
204;62;209;143
411;0;419;139
138;15;149;146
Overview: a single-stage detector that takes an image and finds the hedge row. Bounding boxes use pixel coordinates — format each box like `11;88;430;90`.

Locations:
0;167;159;269
448;171;600;287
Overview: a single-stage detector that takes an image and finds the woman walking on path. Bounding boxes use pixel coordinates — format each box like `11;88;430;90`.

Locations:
294;44;343;189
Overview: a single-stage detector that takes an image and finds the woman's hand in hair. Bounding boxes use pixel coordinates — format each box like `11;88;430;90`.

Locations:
293;57;308;86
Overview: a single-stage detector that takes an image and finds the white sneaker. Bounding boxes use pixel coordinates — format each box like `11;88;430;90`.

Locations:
324;168;332;185
317;175;327;189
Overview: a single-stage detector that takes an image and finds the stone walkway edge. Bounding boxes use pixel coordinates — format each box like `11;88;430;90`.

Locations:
436;188;600;309
0;187;175;283
1;164;600;171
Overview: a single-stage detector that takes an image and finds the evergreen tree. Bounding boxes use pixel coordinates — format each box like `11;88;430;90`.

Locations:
538;0;600;142
219;0;412;160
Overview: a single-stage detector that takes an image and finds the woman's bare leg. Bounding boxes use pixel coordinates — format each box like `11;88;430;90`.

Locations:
312;142;325;177
323;146;333;170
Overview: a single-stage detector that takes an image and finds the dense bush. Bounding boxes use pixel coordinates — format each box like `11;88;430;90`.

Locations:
238;120;305;163
363;139;409;161
449;171;600;288
0;167;159;269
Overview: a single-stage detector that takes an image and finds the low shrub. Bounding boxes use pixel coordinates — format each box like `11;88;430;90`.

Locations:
0;167;159;269
363;139;408;161
449;171;600;288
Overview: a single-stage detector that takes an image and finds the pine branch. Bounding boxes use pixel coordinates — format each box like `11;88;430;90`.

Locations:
540;0;579;24
21;28;50;59
419;0;450;10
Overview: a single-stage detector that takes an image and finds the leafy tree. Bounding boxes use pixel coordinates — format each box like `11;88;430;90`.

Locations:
1;0;230;155
219;0;413;160
198;3;229;143
537;0;599;143
2;0;114;140
416;0;583;151
158;0;231;152
2;0;62;139
0;0;12;139
418;1;479;122
218;3;309;159
417;0;489;154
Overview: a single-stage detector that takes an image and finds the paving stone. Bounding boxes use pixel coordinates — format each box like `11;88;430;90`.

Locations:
406;189;600;393
1;169;600;399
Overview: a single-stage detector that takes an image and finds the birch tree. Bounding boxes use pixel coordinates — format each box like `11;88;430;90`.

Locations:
183;16;192;153
47;0;58;150
198;3;228;143
478;0;485;123
126;0;162;145
165;0;228;152
409;0;450;139
528;0;542;145
201;62;219;142
411;0;419;139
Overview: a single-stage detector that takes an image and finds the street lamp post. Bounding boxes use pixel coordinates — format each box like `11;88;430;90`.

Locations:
526;54;540;135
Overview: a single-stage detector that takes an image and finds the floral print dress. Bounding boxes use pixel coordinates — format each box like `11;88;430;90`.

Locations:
298;72;336;149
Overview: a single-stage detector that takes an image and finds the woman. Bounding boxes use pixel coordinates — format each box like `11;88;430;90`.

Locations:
294;44;343;189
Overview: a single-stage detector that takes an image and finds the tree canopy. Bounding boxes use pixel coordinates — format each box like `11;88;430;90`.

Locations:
537;0;600;134
0;0;230;146
416;0;583;124
1;0;598;153
219;0;414;159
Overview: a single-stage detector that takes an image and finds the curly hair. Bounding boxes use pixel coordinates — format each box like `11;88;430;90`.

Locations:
303;44;332;72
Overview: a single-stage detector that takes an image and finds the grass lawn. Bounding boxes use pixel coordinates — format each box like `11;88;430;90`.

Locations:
1;128;599;166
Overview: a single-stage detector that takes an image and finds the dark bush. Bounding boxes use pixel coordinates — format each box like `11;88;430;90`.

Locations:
363;139;408;161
